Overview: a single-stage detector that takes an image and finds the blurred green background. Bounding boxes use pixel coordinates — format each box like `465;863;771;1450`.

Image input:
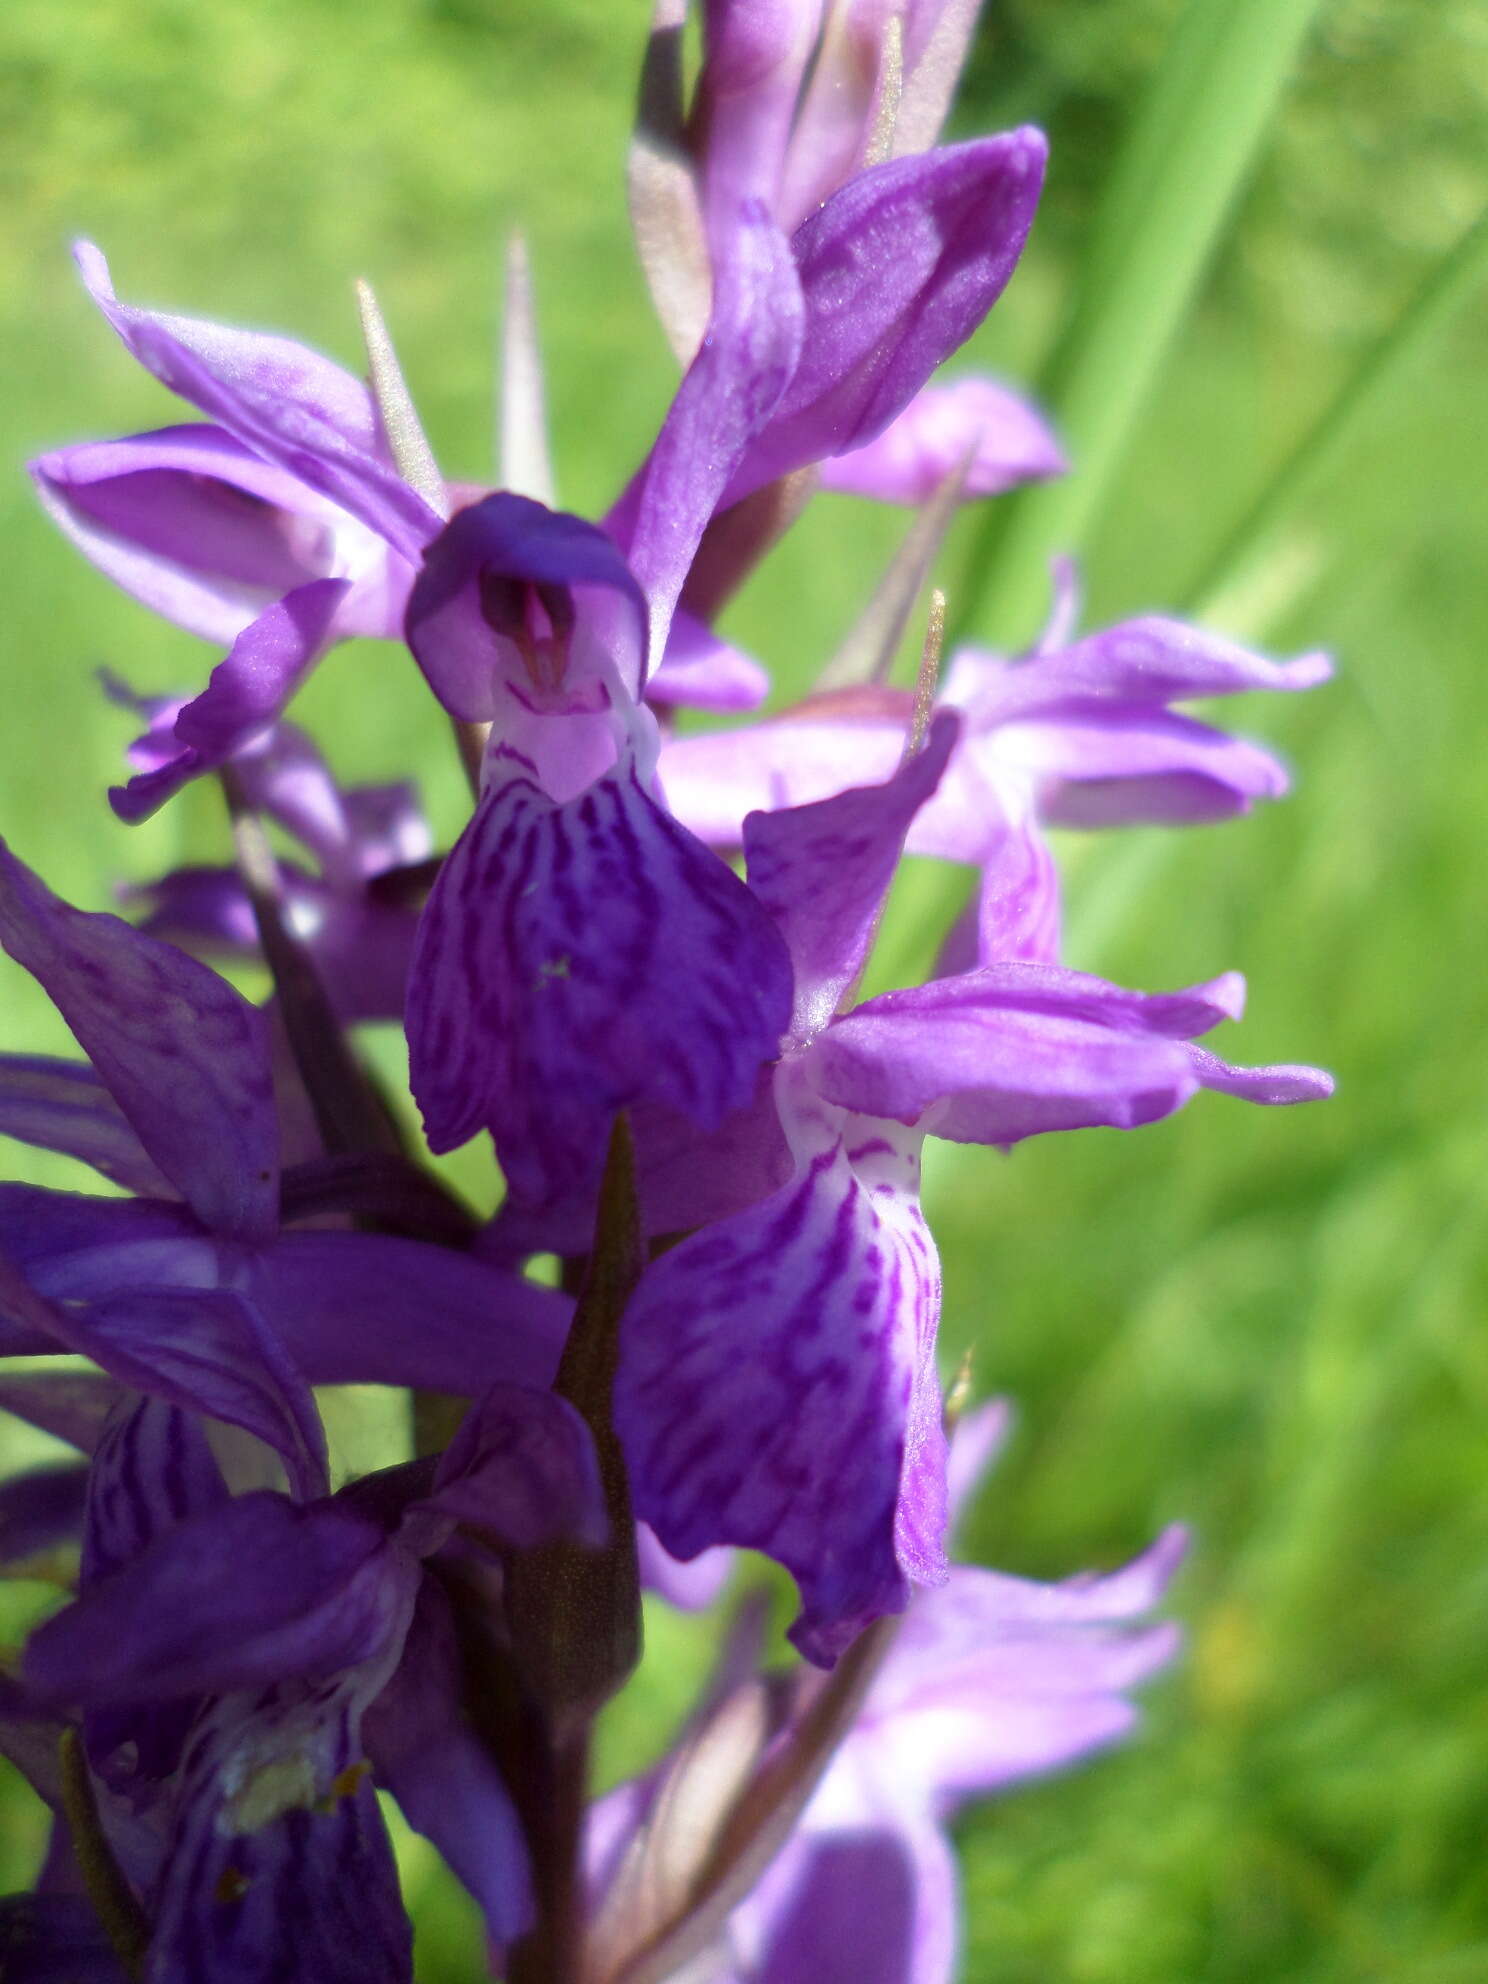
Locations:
1;0;1486;1977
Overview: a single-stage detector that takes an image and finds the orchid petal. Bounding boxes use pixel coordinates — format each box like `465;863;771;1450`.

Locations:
731;1818;955;1984
1187;1046;1335;1106
0;1249;326;1504
744;711;959;1034
971;617;1333;721
109;577;352;822
0;846;278;1242
861;1529;1188;1807
637;1525;737;1611
933;804;1060;972
0;1057;177;1197
78;1396;232;1798
407;747;793;1208
944;1398;1011;1529
648;608;770;712
26;1492;401;1706
998;706;1295;827
694;0;826;221
618;1070;945;1666
0;1895;130;1981
29;424;372;646
364;1578;534;1953
806;965;1250;1144
75;242;439;563
820;376;1065;505
145;1680;414;1984
81;1395;229;1590
405;493;649;721
421;1382;606;1551
616;202;804;663
484;1071;793;1261
249;1232;571;1392
659;701;907;847
730;132;1047;502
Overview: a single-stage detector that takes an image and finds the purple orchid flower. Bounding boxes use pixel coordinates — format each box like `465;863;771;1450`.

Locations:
42;247;766;823
121;707;430;1028
404;197;807;1209
616;717;1330;1663
660;587;1333;967
817;373;1066;504
30;422;411;653
590;1402;1185;1984
0;841;569;1396
10;1374;603;1979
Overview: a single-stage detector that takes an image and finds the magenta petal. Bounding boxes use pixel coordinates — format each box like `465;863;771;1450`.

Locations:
648;608;770;712
1187;1046;1335;1106
659;708;906;847
616;201;804;657
617;1074;945;1666
25;1492;400;1705
694;0;825;221
636;1524;737;1611
863;1529;1188;1806
58;1287;328;1503
819;375;1066;505
0;845;278;1242
979;617;1333;720
807;966;1231;1145
75;242;439;564
744;711;959;1034
1007;707;1296;827
146;1680;414;1984
422;1382;605;1550
728;132;1047;501
364;1579;533;1953
81;1395;229;1589
0;1057;177;1196
29;423;375;645
935;805;1061;973
405;493;649;722
248;1232;571;1392
407;750;793;1206
733;1821;955;1984
2;1269;325;1499
110;577;352;821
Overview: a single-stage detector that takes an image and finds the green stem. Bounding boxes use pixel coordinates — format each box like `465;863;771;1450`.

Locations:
59;1728;150;1980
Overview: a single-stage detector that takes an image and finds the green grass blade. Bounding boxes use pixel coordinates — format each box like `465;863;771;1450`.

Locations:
1184;205;1488;622
953;0;1328;647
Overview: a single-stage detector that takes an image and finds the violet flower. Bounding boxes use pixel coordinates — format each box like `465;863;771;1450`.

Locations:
591;1404;1186;1984
660;582;1332;967
617;719;1331;1663
0;841;569;1396
5;1376;603;1979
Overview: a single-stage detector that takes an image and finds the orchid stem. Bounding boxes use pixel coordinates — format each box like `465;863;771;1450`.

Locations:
507;1723;591;1984
59;1728;150;1980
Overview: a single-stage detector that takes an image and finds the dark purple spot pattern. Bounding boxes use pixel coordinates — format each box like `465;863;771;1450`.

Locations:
616;1081;946;1666
407;752;794;1208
